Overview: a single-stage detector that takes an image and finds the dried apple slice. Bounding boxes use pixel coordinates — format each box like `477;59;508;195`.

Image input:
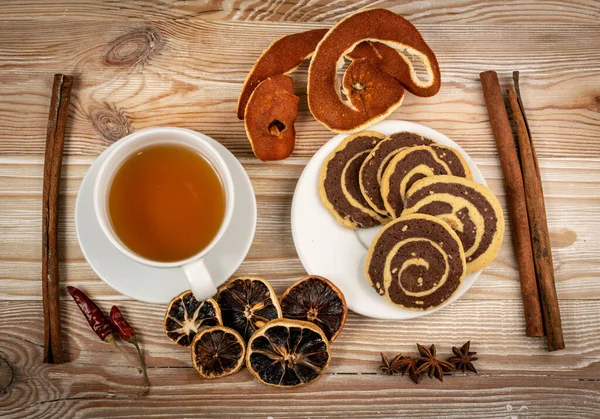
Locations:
244;75;299;161
237;28;328;120
308;9;441;133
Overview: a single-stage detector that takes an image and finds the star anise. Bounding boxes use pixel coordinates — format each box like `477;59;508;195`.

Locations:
379;353;403;376
415;343;455;382
395;356;421;384
447;341;478;373
379;353;420;383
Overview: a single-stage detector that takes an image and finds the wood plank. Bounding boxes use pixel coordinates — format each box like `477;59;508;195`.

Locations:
0;156;599;301
1;372;599;418
1;373;598;418
0;299;599;417
0;22;599;158
1;299;599;374
1;0;599;24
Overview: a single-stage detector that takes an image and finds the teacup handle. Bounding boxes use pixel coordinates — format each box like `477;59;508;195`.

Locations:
182;259;218;301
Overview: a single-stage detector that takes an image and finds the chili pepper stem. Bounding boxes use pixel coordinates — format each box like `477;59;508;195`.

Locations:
130;336;149;397
106;334;142;374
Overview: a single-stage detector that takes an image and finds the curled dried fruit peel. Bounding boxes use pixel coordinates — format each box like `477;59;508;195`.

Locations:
308;9;441;133
348;40;438;98
244;75;299;161
238;25;409;160
237;29;328;120
238;28;401;161
238;28;394;121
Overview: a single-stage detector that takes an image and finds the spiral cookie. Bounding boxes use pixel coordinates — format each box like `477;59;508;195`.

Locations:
381;145;471;218
365;213;466;310
320;131;387;229
402;175;504;273
431;145;472;180
359;132;434;217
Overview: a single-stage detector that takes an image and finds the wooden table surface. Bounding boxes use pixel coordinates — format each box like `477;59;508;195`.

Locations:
1;1;599;417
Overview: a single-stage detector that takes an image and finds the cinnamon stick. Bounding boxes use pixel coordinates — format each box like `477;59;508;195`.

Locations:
479;71;544;337
507;79;564;351
42;74;73;363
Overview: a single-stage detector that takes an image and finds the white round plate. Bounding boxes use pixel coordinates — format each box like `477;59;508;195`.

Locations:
75;132;257;304
291;120;486;320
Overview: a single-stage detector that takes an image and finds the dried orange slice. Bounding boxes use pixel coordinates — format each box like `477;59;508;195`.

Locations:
280;275;347;342
191;326;246;379
246;319;331;387
164;291;222;347
216;276;282;342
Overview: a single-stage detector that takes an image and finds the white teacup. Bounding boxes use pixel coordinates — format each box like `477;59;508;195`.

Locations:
93;127;235;301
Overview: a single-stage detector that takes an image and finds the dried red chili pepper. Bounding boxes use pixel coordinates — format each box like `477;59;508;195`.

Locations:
67;286;112;341
67;286;142;376
110;305;135;341
110;306;149;396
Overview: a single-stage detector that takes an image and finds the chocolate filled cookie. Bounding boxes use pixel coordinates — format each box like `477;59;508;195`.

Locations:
381;145;471;218
365;213;466;310
319;131;387;229
359;132;434;217
402;175;504;273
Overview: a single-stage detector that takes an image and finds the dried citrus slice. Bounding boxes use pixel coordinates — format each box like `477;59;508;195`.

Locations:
216;276;282;342
191;326;246;379
164;291;222;347
280;275;347;342
246;319;331;387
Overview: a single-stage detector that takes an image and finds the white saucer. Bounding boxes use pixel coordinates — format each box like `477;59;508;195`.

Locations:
75;133;257;304
291;120;486;320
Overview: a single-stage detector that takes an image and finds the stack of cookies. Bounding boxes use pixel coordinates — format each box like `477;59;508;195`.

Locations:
319;130;505;311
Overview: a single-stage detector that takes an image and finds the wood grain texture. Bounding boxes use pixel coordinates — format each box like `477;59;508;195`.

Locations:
1;2;600;417
1;0;599;24
0;299;599;418
0;156;598;302
0;21;599;158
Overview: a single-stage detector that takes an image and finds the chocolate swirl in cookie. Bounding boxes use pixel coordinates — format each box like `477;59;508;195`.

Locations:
365;213;466;310
403;175;504;273
359;132;434;217
430;145;472;179
381;145;471;218
319;131;387;229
